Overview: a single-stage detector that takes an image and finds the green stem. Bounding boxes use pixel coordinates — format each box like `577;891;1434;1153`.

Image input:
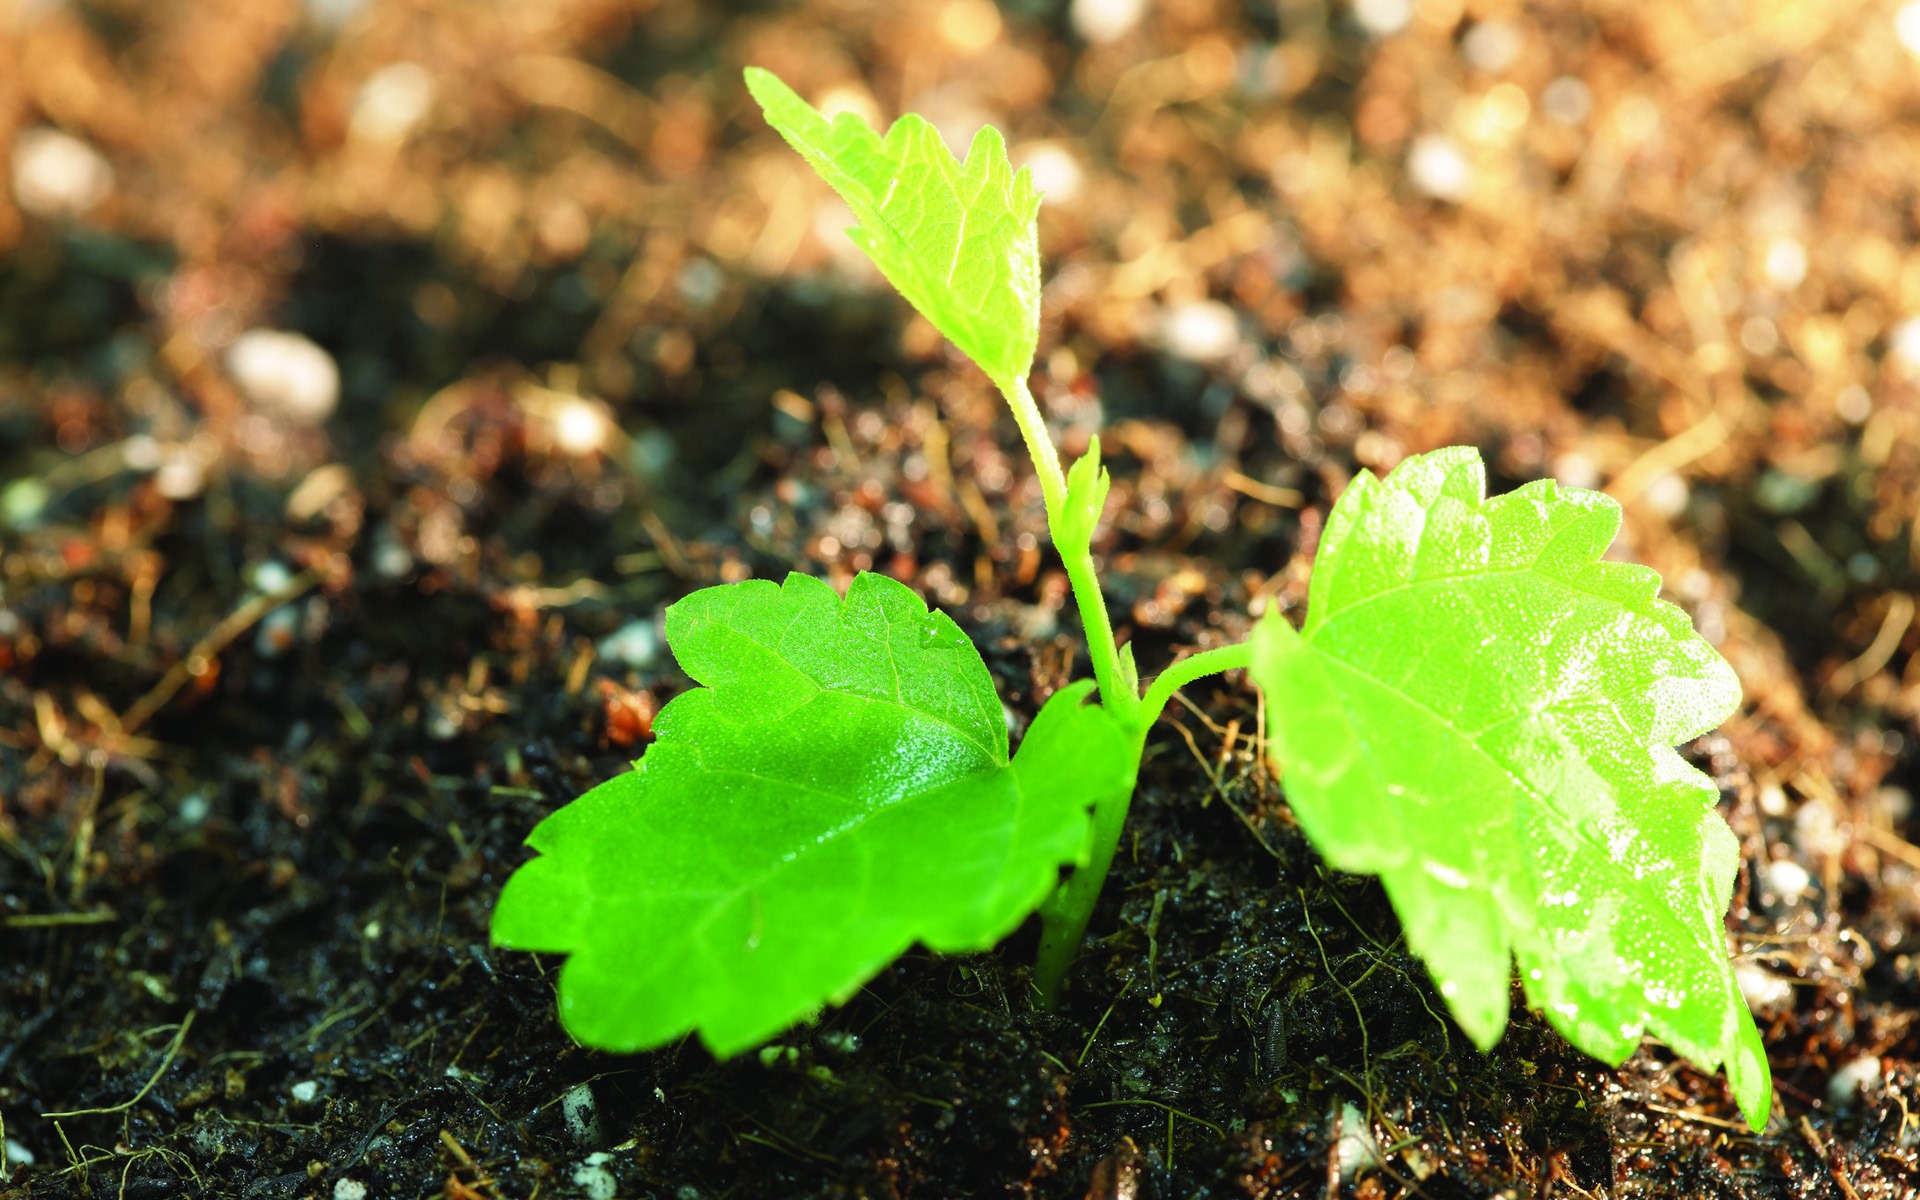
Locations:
999;374;1068;515
1030;644;1252;1006
1138;643;1252;724
998;374;1132;722
993;372;1253;1007
1032;741;1140;1005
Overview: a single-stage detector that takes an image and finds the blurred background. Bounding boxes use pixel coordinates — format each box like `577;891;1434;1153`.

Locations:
7;0;1920;1196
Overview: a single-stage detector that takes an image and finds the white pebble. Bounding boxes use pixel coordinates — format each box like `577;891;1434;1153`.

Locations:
1891;316;1920;378
227;330;340;424
1899;1;1920;57
373;531;414;580
1407;135;1472;203
332;1180;369;1200
1334;1103;1382;1181
350;62;435;145
1758;781;1790;817
1351;0;1412;37
289;1078;321;1104
1735;963;1793;1017
12;128;113;218
572;1153;618;1200
155;448;208;500
1551;452;1600;491
1069;0;1147;43
1828;1055;1882;1109
252;561;295;595
1159;299;1240;363
552;398;611;457
1763;237;1807;290
598;619;660;669
1795;798;1846;858
4;1138;33;1166
562;1081;605;1147
1461;21;1522;73
1018;142;1083;205
1539;77;1592;126
1836;385;1873;425
1764;859;1812;905
1;478;49;529
306;0;367;26
1643;471;1690;519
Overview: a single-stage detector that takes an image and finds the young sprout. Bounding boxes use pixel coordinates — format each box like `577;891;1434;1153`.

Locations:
491;68;1772;1133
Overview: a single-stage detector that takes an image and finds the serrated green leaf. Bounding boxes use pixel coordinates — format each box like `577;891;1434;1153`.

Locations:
744;67;1042;391
492;571;1130;1056
1249;447;1770;1130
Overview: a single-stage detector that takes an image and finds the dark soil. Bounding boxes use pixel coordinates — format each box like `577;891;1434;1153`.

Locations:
6;2;1920;1198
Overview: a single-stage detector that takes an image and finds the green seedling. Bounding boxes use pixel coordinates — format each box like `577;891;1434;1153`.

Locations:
492;67;1771;1130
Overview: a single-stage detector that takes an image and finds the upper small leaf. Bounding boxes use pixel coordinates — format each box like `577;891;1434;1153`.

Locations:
1249;447;1770;1130
492;571;1130;1056
744;67;1042;391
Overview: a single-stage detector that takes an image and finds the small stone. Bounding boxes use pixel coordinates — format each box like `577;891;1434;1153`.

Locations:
1889;316;1920;377
289;1079;321;1105
332;1180;369;1200
598;619;661;669
306;0;367;26
562;1081;606;1147
1539;77;1592;126
4;1138;33;1167
1835;385;1873;425
350;62;435;145
1795;798;1845;858
11;128;113;218
1069;0;1147;43
1643;472;1690;519
1764;859;1812;905
1828;1055;1882;1109
1763;237;1807;290
1461;20;1522;73
155;449;208;500
1351;0;1412;37
1;478;50;529
1159;299;1240;363
1018;143;1083;205
1900;1;1920;57
1551;453;1600;491
228;330;340;425
1736;964;1793;1017
1407;135;1472;203
552;398;612;456
572;1153;618;1200
1334;1103;1382;1181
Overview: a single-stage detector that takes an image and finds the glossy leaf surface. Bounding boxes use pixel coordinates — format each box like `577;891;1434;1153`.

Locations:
1249;447;1770;1129
492;571;1129;1056
744;67;1041;391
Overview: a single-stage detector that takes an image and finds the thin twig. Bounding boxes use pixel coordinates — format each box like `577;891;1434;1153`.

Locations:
42;1013;195;1118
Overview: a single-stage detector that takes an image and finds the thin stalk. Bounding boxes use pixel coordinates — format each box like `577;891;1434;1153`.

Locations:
1138;643;1252;724
1032;739;1141;1005
998;374;1068;514
994;372;1253;1007
998;374;1132;721
1030;644;1253;1006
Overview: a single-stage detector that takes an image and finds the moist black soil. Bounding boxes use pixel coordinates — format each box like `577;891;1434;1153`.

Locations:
6;2;1920;1198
